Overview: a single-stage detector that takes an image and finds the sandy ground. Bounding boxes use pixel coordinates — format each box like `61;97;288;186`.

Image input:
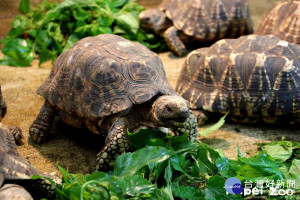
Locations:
0;0;299;178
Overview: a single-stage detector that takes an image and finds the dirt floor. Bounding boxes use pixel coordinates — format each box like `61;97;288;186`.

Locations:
1;0;299;179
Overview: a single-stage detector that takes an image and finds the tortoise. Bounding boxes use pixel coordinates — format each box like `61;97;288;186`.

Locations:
0;119;55;199
29;34;198;171
0;85;55;199
176;34;300;125
139;0;254;57
256;0;300;45
0;85;23;144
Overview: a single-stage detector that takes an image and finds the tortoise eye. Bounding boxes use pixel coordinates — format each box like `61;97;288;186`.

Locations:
166;106;173;113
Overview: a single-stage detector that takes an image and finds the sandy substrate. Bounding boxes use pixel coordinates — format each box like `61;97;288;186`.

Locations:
0;0;299;178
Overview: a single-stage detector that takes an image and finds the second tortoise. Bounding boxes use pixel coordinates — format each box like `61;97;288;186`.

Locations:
256;0;300;45
139;0;253;56
176;35;300;125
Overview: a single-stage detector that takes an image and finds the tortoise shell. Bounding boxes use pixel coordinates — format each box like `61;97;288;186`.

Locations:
0;127;54;199
0;127;39;181
38;34;176;121
256;0;300;45
159;0;253;40
176;35;300;123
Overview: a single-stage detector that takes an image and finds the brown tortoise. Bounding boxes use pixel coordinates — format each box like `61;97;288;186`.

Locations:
256;0;300;45
139;0;253;56
0;127;55;200
0;86;55;199
29;34;198;171
176;35;300;125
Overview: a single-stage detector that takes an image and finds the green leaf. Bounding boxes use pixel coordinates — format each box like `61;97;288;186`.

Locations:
164;160;173;185
237;144;243;158
172;182;203;200
63;34;80;52
112;175;155;197
205;176;242;200
232;153;285;182
262;144;293;163
289;159;300;189
259;140;299;163
0;38;33;67
128;129;166;149
113;146;172;176
47;23;64;43
115;12;139;34
247;153;285;179
289;159;300;176
151;187;174;200
84;171;110;182
198;112;228;137
112;0;128;8
192;143;221;176
19;0;31;14
39;46;56;65
72;7;90;21
216;157;239;178
98;13;115;27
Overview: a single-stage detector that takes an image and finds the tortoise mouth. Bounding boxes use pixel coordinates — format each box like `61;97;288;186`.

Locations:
161;118;186;127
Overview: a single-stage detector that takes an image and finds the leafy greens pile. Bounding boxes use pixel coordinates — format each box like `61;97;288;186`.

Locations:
50;129;299;200
0;0;166;67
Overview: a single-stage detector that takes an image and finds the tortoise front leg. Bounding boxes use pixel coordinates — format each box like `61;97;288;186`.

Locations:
7;126;23;145
96;117;132;171
29;101;56;144
164;26;187;56
0;123;23;145
172;113;198;142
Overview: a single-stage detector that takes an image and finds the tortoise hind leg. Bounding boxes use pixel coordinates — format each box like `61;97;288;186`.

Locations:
164;26;187;57
29;101;56;144
96;117;132;171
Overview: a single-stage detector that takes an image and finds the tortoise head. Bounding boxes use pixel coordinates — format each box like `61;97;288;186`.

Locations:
139;9;169;31
151;95;191;127
0;86;7;121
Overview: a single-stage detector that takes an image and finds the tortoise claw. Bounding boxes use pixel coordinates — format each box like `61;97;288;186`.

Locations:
7;126;23;145
29;127;49;144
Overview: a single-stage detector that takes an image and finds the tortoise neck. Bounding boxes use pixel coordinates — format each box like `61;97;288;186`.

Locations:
133;101;163;128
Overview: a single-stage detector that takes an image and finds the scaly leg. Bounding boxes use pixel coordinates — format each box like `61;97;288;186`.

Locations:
164;26;187;56
29;101;56;144
172;113;198;142
96;117;132;171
